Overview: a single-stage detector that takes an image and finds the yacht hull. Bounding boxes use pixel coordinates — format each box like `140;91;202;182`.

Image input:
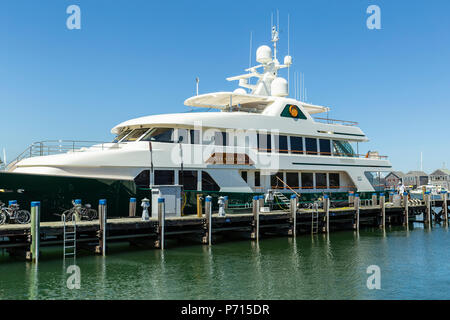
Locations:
0;171;380;221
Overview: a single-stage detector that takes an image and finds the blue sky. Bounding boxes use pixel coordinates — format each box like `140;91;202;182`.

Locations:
1;0;449;173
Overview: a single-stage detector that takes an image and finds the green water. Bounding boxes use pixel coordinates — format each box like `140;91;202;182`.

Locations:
0;224;449;300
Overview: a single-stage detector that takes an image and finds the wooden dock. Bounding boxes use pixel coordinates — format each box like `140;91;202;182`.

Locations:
1;195;446;262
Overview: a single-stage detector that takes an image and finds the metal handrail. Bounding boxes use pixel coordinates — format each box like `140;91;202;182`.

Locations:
313;117;359;126
7;140;111;169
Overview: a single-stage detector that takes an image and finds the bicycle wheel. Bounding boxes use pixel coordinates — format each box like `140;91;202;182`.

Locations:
0;210;6;225
16;210;31;224
87;209;98;221
62;209;73;222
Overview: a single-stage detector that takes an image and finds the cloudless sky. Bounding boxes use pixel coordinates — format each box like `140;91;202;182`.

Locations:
1;0;449;173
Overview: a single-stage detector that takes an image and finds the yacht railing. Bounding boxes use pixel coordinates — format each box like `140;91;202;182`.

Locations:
256;148;388;160
313;117;358;126
7;140;111;169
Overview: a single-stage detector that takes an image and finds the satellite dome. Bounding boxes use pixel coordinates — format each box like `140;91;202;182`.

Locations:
256;45;272;64
233;88;247;95
271;77;288;97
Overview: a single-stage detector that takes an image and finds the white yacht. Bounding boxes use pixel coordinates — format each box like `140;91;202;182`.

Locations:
1;26;391;218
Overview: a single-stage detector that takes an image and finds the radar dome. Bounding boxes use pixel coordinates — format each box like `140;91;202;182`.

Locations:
271;77;288;97
233;88;247;95
256;45;272;64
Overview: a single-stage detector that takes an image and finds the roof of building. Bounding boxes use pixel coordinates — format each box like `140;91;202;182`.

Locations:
405;171;428;176
430;168;450;176
387;171;405;178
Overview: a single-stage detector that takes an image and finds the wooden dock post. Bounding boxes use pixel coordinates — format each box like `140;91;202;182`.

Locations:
425;192;431;224
224;196;229;212
96;199;107;256
157;197;166;249
258;195;264;212
348;191;354;206
354;194;360;231
389;191;394;203
251;196;260;241
196;194;203;218
323;195;330;233
28;201;41;263
372;193;378;207
403;192;409;226
379;193;385;229
202;196;212;245
443;191;448;225
129;198;136;217
289;195;297;236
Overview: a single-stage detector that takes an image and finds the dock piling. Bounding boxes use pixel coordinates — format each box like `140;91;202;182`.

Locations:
380;193;385;229
443;191;448;225
354;194;360;231
96;199;107;256
157;197;166;249
324;195;330;233
28;201;41;263
129;198;136;217
202;196;212;245
425;192;431;224
251;196;260;241
289;195;297;236
348;191;354;206
372;193;378;207
403;192;409;226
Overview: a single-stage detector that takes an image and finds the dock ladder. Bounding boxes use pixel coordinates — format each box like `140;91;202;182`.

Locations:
311;202;319;234
62;214;77;258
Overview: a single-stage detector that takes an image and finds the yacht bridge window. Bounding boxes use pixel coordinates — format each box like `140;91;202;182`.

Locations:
113;129;132;143
141;128;174;143
122;128;149;142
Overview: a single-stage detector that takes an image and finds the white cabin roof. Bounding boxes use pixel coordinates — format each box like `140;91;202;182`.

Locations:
184;92;273;110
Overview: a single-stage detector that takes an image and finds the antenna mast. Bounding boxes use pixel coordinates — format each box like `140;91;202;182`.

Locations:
195;77;199;96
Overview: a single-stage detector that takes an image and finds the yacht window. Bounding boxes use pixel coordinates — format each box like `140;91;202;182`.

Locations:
141;128;174;143
112;129;131;143
155;170;174;185
301;173;313;189
305;138;318;155
274;135;288;154
179;170;197;190
271;172;283;189
214;131;228;146
202;171;220;191
190;129;200;144
329;173;340;189
257;133;271;152
319;139;331;156
241;171;248;183
122;128;149;142
316;173;327;189
286;172;299;189
134;170;150;188
177;129;189;144
290;136;303;154
333;140;355;157
255;171;261;187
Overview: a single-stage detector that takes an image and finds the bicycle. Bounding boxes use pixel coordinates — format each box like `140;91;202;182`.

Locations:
62;200;98;221
0;201;31;225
